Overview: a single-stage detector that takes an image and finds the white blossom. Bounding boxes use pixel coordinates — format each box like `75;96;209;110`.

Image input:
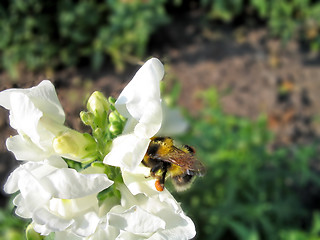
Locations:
4;161;113;237
103;58;195;239
54;183;195;240
0;80;66;161
0;80;96;162
104;58;188;174
107;184;195;240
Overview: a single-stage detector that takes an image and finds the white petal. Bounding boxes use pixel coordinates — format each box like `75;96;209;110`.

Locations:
157;190;182;214
104;134;150;171
41;168;113;199
105;58;165;172
4;162;55;194
112;184;195;239
133;100;162;138
6;92;59;152
121;165;181;203
108;205;165;234
116;231;145;240
134;188;182;216
0;80;65;124
33;207;74;232
25;80;65;124
0;80;65;152
89;225;120;240
116;58;164;120
49;195;98;218
113;186;138;210
116;58;164;139
149;209;196;240
157;101;188;136
13;194;32;218
6;135;51;161
33;222;52;236
122;117;138;134
44;155;68;168
18;172;52;212
4;165;25;194
8;92;43;143
122;165;159;196
71;211;100;237
55;231;82;240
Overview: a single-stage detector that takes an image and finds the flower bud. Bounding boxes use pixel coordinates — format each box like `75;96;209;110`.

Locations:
109;122;123;136
80;111;94;126
108;112;119;123
87;91;109;116
108;96;116;105
108;97;117;111
53;129;98;162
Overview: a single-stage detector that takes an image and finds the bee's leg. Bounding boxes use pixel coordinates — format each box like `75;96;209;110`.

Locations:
159;167;167;185
150;161;163;177
144;163;162;179
155;162;170;191
155;170;166;192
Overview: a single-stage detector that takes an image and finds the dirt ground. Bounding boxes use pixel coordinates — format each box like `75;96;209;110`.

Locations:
1;12;320;206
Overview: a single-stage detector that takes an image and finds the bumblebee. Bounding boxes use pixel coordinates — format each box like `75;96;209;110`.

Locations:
142;137;205;191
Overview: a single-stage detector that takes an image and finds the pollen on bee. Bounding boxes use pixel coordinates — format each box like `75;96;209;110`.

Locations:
155;179;164;191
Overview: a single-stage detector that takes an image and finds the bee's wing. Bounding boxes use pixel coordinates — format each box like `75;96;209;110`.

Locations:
184;158;206;176
156;148;206;176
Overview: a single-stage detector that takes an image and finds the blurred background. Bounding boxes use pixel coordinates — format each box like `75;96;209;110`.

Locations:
1;0;320;239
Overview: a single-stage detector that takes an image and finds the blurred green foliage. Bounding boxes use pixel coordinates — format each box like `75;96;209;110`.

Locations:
0;0;168;77
201;0;320;50
175;89;320;239
0;199;27;240
1;0;320;77
280;212;320;240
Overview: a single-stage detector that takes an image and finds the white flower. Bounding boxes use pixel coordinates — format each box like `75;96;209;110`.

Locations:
102;58;195;239
107;184;195;240
4;161;113;237
54;184;195;240
0;80;96;162
0;80;66;161
104;58;188;173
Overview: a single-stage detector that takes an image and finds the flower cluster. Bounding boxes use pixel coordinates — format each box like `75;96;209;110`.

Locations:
1;58;195;239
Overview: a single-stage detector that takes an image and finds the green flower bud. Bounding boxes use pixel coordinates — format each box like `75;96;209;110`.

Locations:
108;111;119;123
87;91;109;116
53;129;98;162
108;97;116;111
81;163;106;174
86;91;110;130
93;128;103;138
109;121;123;136
109;110;126;126
108;96;116;105
80;111;94;126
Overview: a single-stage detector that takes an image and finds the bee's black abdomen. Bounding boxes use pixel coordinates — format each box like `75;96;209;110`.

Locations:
173;174;194;186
